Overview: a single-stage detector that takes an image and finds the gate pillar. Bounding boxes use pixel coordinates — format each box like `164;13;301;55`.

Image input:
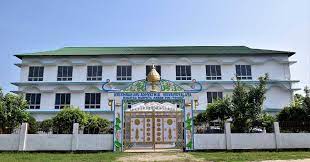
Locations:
184;97;194;151
113;97;123;152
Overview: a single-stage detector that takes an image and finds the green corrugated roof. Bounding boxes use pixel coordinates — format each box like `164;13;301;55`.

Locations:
15;46;295;58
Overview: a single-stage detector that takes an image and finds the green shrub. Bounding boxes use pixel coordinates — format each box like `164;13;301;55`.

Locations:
26;115;39;134
39;119;53;133
52;106;88;134
84;115;110;134
253;113;276;133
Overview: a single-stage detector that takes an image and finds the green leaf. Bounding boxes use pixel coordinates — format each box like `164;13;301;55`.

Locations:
186;124;192;130
186;141;193;149
115;125;121;131
115;117;121;124
114;140;122;148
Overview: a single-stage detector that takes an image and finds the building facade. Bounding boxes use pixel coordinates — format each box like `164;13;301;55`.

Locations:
13;46;298;121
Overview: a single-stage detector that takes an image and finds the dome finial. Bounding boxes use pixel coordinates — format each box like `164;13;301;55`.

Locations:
147;65;160;92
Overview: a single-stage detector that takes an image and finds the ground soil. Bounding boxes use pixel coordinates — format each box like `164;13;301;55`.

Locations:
261;159;310;162
117;152;310;162
117;152;204;162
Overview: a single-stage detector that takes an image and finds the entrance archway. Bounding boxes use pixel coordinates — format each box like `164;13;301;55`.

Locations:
103;65;201;152
123;101;184;152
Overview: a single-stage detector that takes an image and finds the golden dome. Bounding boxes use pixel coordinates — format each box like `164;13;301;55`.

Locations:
147;65;160;83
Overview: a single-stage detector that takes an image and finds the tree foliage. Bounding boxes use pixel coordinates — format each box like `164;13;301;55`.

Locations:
206;97;232;127
303;86;310;115
0;88;29;134
202;74;269;133
231;74;269;132
194;112;208;126
277;86;310;122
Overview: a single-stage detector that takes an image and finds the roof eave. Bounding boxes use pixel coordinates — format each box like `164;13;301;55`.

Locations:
14;52;296;59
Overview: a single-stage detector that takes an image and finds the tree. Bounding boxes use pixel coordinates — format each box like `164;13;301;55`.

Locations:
198;74;269;132
194;112;208;133
0;89;29;134
277;105;306;122
231;79;251;132
277;86;310;123
303;86;310;116
277;91;308;122
206;97;232;127
247;74;268;119
194;112;208;126
52;106;88;134
231;74;269;132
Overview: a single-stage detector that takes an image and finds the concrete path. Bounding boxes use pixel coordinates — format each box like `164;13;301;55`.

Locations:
117;153;204;162
117;153;310;162
261;159;310;162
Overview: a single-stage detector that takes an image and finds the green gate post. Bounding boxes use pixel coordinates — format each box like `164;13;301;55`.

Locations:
113;98;123;152
184;98;194;151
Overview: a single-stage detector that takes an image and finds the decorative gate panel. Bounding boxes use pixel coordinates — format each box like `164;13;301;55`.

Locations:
124;111;184;151
130;118;144;142
163;118;177;142
144;117;153;143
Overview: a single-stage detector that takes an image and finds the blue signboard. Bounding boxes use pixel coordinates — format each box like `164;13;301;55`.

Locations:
114;92;191;100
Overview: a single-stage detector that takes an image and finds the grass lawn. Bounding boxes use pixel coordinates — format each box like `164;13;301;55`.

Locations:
0;151;309;162
191;151;310;162
0;152;128;162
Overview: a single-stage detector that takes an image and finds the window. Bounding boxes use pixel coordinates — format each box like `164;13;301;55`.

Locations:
207;92;223;103
176;65;191;80
55;93;71;109
28;66;44;81
25;93;41;109
236;65;252;80
146;65;161;77
85;93;101;109
117;66;132;80
206;65;221;80
57;66;73;81
87;66;102;81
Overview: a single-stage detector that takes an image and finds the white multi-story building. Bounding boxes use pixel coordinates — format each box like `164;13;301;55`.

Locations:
13;46;298;121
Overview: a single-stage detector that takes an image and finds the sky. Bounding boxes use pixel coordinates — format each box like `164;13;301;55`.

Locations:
0;0;309;93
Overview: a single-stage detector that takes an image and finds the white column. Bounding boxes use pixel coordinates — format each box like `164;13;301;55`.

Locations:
225;122;232;150
18;123;28;151
274;122;280;149
71;123;79;151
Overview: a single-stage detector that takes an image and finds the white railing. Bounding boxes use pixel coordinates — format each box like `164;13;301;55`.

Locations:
1;122;310;151
0;123;113;151
194;122;310;150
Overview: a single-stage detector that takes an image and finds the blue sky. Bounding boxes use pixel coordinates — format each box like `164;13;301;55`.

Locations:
0;0;309;93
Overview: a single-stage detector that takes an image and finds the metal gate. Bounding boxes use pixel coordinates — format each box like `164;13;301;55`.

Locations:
123;110;184;151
